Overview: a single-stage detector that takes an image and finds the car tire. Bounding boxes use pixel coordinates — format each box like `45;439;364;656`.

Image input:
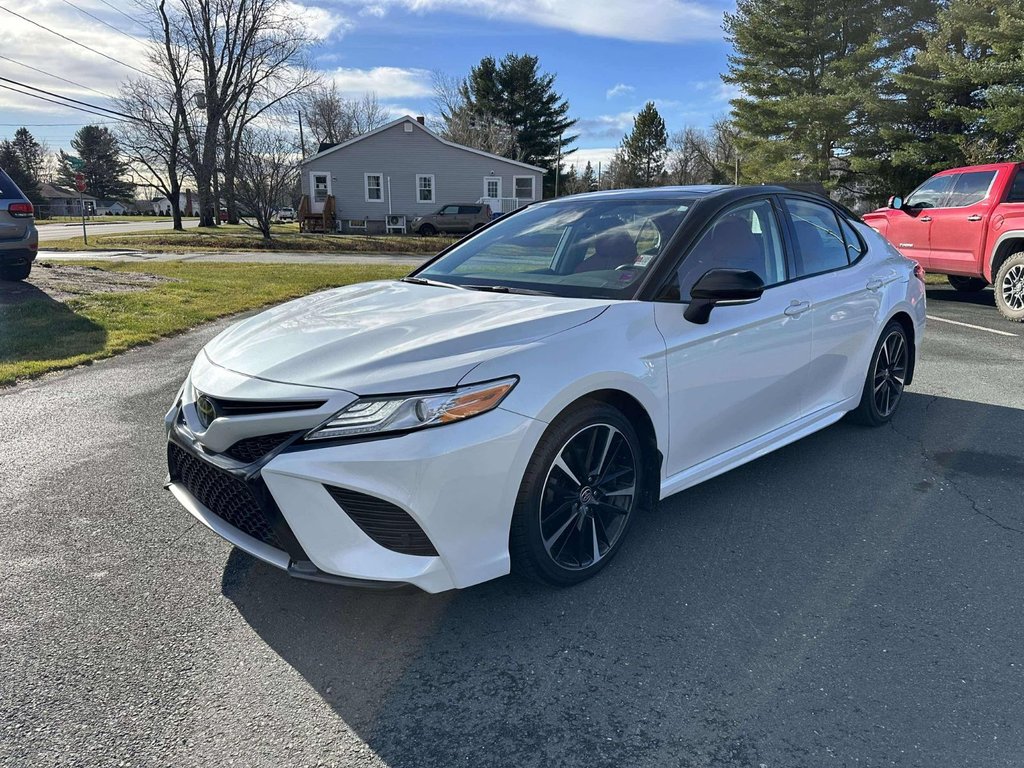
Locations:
947;275;987;292
418;224;437;236
848;320;910;427
0;262;31;281
509;402;645;586
994;252;1024;322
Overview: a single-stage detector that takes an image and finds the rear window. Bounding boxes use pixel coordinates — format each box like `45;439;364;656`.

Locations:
0;169;20;199
459;205;481;214
1007;171;1024;203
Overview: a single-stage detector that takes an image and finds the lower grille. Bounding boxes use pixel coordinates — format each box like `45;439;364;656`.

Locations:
223;432;296;464
168;443;283;550
324;485;438;557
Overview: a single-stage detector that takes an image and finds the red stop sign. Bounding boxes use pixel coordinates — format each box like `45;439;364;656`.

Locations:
75;172;86;192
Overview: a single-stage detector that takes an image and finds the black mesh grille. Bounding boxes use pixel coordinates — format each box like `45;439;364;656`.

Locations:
168;443;283;550
223;432;296;464
206;396;325;416
324;485;438;556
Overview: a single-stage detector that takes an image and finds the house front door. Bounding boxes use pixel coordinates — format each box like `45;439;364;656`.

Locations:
310;172;331;214
483;177;502;211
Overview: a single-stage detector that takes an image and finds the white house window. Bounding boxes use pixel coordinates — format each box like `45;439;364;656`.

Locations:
484;176;501;199
416;174;435;203
365;173;383;202
514;175;536;201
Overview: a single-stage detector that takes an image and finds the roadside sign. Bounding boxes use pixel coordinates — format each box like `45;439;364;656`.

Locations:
67;156;85;171
74;173;86;193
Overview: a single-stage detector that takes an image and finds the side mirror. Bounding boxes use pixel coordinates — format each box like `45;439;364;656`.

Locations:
683;268;765;325
888;195;904;210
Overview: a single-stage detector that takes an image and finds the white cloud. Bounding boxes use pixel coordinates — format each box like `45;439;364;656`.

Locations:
327;66;433;99
336;0;724;42
563;147;618;174
606;83;635;99
282;2;350;39
575;111;636;141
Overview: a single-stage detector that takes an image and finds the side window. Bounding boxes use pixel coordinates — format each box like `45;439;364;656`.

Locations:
673;199;786;301
905;174;954;209
786;198;850;277
1007;170;1024;203
838;217;866;262
458;205;480;214
945;170;996;207
440;205;459;215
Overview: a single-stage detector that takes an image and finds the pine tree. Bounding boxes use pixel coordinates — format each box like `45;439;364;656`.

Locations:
619;102;669;187
0;128;45;203
57;125;134;200
723;0;885;186
580;161;596;192
461;53;577;195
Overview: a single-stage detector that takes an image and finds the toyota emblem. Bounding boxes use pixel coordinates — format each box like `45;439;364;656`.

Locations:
195;394;217;429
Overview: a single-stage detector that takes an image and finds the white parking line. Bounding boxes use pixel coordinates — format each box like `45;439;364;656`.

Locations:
927;315;1018;337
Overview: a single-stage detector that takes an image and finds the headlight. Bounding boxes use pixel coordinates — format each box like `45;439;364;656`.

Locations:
305;377;518;441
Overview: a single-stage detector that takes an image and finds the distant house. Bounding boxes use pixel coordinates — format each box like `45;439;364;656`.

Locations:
152;191;196;216
96;200;129;216
298;115;546;234
39;182;98;218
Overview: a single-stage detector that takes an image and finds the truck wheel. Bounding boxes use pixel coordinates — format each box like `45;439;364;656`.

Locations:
947;275;987;292
0;262;31;281
994;252;1024;322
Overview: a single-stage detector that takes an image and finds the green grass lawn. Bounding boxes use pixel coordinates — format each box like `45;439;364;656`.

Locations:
41;223;459;254
38;216;195;225
0;261;407;386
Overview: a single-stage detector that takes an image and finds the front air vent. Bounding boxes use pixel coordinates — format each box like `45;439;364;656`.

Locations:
223;432;297;463
206;396;326;417
324;485;439;557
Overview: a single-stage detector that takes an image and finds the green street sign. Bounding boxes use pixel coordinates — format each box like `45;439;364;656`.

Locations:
67;156;85;170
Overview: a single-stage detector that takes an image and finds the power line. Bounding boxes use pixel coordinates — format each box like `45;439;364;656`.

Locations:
57;0;144;44
0;4;154;80
93;0;145;29
0;83;132;122
0;77;158;125
0;54;117;100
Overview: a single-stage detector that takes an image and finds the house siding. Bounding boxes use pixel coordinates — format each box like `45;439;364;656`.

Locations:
300;119;544;233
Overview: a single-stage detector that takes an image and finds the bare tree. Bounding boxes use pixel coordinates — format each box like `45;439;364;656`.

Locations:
234;127;299;241
301;85;389;146
116;74;190;230
157;0;318;227
430;70;515;156
666;119;741;185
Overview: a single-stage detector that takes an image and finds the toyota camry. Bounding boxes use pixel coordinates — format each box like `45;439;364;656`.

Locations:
165;186;926;592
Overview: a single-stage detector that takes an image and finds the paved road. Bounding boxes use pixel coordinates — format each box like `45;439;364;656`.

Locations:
2;285;1023;767
36;218;201;242
39;250;429;267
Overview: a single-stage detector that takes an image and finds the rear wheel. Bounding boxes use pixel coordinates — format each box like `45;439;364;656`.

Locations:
418;223;437;236
510;403;644;586
848;321;909;427
0;262;31;281
947;275;987;292
994;252;1024;322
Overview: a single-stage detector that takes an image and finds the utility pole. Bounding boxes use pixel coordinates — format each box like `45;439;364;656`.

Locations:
735;153;740;185
298;109;307;158
554;132;563;198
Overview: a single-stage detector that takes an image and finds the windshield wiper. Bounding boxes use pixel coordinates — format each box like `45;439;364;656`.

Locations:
461;284;555;296
400;276;460;289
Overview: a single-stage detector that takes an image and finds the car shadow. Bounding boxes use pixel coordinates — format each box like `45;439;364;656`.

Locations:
925;284;996;308
0;280;107;364
221;392;1024;766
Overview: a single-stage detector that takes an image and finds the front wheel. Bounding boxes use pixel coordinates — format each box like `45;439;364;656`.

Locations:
947;275;987;292
995;252;1024;322
510;403;645;586
848;321;910;427
418;223;437;236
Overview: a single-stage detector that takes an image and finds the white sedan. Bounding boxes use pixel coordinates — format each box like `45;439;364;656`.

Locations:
165;186;926;592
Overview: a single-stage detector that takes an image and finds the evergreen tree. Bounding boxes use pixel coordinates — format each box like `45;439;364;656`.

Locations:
461;53;577;194
580;161;596;191
619;102;669;187
57;125;134;200
723;0;885;186
0;128;45;203
559;164;579;196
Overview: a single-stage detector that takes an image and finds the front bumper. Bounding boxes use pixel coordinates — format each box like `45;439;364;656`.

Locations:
164;367;544;593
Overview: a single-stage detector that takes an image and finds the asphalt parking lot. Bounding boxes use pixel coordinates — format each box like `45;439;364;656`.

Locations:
2;283;1022;768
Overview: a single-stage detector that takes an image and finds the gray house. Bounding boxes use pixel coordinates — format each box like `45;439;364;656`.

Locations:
298;116;546;234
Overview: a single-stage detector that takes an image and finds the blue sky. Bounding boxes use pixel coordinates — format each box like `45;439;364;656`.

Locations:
0;0;737;175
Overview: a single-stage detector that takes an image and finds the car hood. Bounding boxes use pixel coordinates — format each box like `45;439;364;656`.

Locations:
203;280;610;393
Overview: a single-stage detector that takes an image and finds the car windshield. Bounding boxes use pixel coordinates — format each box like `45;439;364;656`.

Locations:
414;198;696;299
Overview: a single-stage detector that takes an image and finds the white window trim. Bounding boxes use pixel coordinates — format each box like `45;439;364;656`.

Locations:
513;175;536;201
484;176;502;199
364;172;383;203
348;219;367;229
416;174;435;204
310;171;331;204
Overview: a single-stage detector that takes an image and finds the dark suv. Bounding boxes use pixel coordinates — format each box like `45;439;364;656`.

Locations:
0;168;39;281
411;203;493;236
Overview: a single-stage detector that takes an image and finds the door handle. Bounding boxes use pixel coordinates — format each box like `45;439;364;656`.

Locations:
967;214;983;222
866;279;884;292
920;216;932;222
784;300;811;317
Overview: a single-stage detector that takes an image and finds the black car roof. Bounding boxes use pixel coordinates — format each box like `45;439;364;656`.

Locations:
549;185;802;203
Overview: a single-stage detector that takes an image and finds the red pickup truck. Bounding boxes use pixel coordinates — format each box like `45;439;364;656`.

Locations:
862;162;1024;322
